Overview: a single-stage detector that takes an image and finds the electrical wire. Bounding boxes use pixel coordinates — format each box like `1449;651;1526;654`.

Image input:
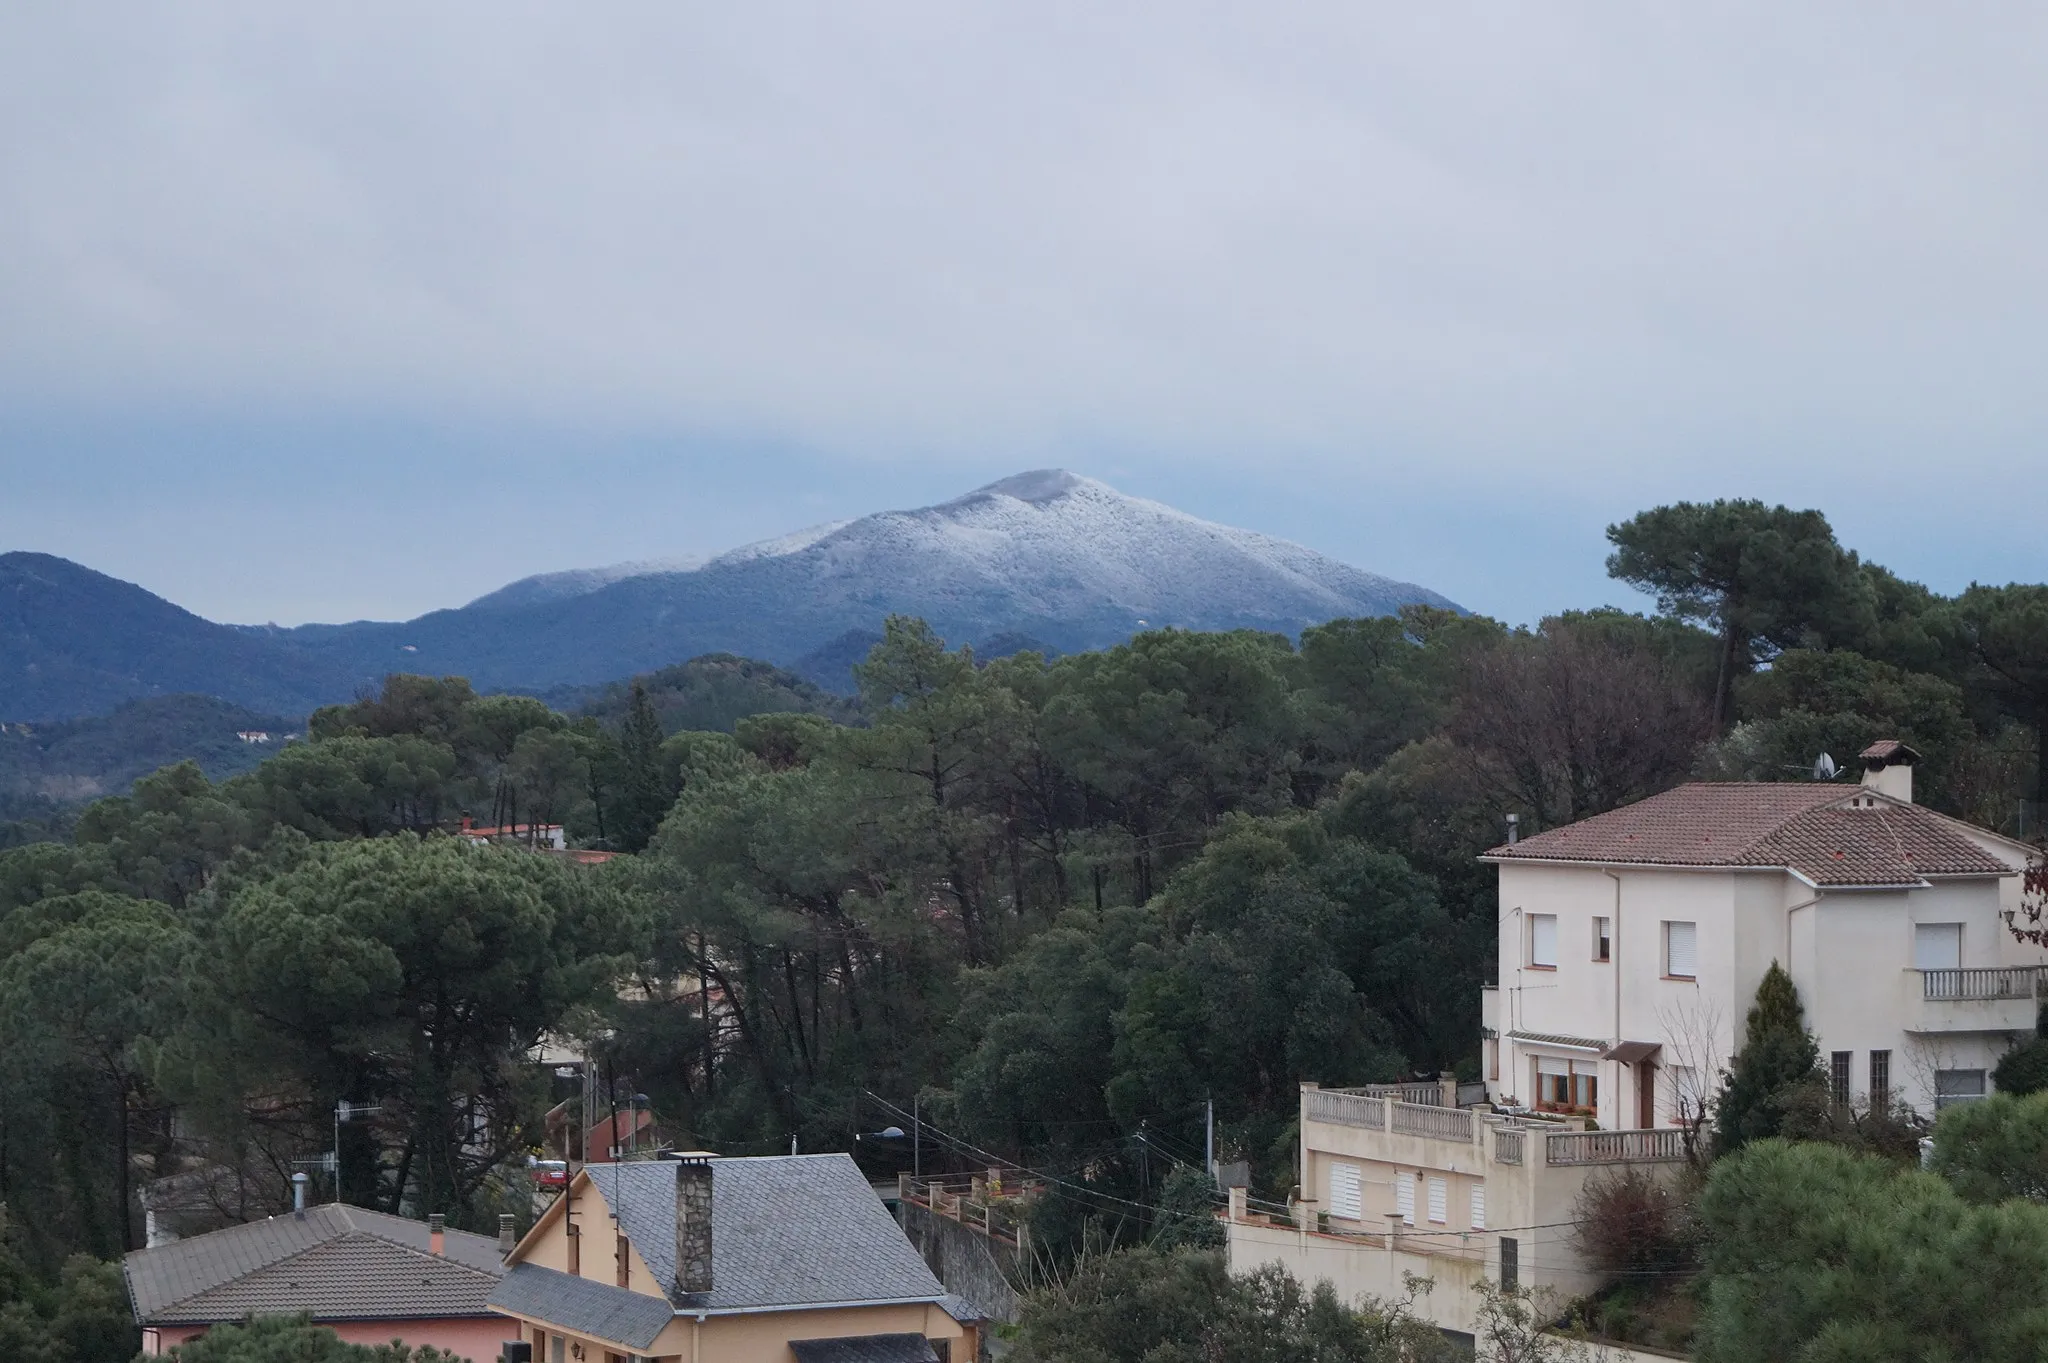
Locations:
863;1092;1226;1226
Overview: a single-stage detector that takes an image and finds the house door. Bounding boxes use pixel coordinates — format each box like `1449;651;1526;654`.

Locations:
1636;1061;1657;1129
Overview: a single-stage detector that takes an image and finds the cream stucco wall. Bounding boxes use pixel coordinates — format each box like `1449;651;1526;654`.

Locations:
1228;1215;1657;1359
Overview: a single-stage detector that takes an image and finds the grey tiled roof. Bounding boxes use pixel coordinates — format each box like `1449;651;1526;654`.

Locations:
489;1264;675;1352
790;1335;939;1363
124;1205;505;1325
936;1295;984;1324
584;1155;946;1313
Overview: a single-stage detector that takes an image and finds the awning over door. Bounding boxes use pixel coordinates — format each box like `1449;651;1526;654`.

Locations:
1602;1041;1662;1065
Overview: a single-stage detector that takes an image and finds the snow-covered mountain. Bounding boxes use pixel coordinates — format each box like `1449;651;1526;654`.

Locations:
536;468;1451;634
322;468;1459;692
5;471;1462;718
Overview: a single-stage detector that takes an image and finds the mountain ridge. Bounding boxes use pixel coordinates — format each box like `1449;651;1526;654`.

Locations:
2;470;1460;720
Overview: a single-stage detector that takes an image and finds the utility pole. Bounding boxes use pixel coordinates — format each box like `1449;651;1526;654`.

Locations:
1205;1096;1215;1185
913;1093;921;1179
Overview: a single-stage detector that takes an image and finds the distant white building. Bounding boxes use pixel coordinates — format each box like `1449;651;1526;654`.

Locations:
235;730;271;744
1482;740;2042;1124
457;818;568;851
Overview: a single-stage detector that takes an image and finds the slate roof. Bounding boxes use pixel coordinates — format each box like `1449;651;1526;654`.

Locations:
124;1204;505;1326
1484;784;2012;887
489;1264;676;1352
581;1155;947;1313
790;1334;940;1363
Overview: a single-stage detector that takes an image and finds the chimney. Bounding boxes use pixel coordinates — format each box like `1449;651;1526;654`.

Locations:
1859;740;1920;804
429;1213;445;1256
1504;813;1520;846
498;1213;517;1256
291;1171;309;1216
673;1157;714;1296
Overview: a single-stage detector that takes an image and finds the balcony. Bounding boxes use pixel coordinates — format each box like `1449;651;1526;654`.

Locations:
1903;966;2042;1034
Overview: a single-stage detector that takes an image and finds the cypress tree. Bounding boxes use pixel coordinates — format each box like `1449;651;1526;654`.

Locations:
1714;962;1825;1156
614;681;669;852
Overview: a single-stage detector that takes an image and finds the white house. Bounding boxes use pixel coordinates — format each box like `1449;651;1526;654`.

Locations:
1227;742;2044;1346
1481;741;2044;1127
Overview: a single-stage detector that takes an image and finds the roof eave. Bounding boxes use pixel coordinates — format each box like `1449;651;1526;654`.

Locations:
1481;854;1789;874
682;1295;951;1318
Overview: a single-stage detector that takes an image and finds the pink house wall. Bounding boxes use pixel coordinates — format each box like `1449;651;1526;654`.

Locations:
144;1316;515;1362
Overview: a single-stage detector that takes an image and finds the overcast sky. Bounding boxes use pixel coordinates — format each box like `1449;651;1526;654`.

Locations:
3;4;2045;625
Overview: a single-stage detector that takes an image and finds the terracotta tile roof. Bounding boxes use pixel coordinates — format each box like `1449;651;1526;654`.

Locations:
1485;784;2012;886
124;1204;505;1326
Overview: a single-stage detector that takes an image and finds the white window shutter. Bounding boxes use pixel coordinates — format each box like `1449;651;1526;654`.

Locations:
1329;1162;1362;1221
1470;1184;1486;1230
1427;1177;1447;1225
1666;921;1697;978
1915;923;1962;970
1396;1173;1415;1225
1531;915;1558;968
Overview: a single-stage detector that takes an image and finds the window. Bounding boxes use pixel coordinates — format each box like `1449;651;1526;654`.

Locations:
1536;1055;1598;1113
550;1338;565;1363
1427;1177;1448;1225
1593;916;1611;962
1915;923;1963;971
1470;1184;1486;1230
1499;1236;1519;1291
1529;914;1558;969
1329;1161;1362;1221
1830;1051;1852;1107
1870;1050;1891;1108
1670;1065;1700;1125
1936;1069;1987;1110
1395;1173;1415;1225
1664;921;1697;979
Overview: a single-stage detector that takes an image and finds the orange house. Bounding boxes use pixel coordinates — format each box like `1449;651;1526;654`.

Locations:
489;1154;980;1363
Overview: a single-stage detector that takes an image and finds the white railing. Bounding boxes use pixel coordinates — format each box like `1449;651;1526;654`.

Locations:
1350;1082;1446;1107
1305;1089;1385;1129
1390;1100;1476;1142
1544;1128;1686;1165
1922;966;2042;1001
1491;1126;1525;1165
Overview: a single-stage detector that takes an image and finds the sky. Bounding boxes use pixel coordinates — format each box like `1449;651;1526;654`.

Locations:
3;4;2047;626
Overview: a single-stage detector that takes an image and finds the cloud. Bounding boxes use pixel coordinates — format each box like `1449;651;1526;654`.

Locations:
1;4;2045;621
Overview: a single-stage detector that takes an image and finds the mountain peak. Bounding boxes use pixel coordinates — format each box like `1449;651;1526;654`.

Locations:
962;469;1089;505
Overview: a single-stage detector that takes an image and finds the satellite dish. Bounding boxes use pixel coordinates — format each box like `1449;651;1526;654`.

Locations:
1813;752;1839;781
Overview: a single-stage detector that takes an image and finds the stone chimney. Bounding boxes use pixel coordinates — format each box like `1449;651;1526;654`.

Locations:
673;1157;714;1296
498;1213;517;1256
429;1213;445;1256
1860;740;1921;803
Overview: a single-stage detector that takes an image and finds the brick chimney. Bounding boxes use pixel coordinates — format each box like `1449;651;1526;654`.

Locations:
674;1158;714;1295
429;1213;445;1256
1860;740;1921;804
